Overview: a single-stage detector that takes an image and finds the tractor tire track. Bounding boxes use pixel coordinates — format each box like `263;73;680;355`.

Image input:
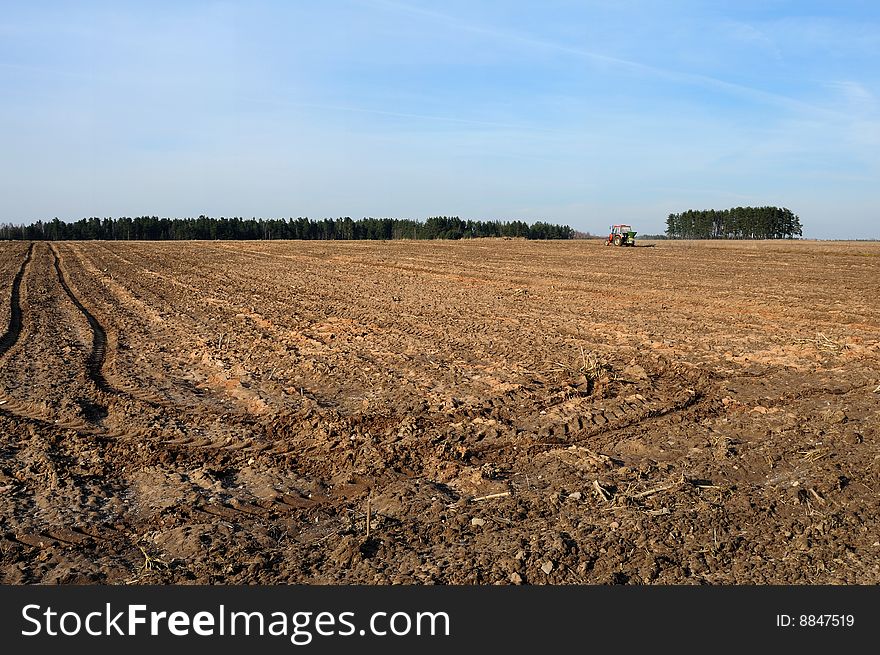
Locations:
42;245;278;455
80;244;269;413
61;245;275;449
0;244;96;429
0;244;62;426
50;244;110;393
59;244;173;409
0;243;33;360
48;246;223;444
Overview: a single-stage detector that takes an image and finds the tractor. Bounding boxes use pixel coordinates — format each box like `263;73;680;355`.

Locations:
606;224;636;246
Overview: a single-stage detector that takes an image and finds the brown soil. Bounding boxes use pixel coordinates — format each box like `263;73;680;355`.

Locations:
0;239;877;584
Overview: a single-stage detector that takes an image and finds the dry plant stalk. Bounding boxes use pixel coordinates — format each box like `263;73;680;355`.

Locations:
794;332;846;354
799;448;828;463
627;475;688;500
549;347;612;383
139;546;165;572
628;481;678;500
472;491;511;502
365;496;372;538
592;479;612;502
579;346;610;382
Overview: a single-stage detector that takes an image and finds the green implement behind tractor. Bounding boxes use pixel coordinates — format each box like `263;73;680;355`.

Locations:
606;224;637;246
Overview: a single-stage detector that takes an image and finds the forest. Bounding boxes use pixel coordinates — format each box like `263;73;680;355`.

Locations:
665;206;802;239
0;215;574;241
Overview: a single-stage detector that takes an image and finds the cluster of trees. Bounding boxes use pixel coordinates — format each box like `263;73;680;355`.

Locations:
419;216;573;240
665;207;802;239
0;215;574;241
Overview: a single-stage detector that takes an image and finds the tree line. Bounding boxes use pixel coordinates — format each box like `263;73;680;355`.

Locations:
665;206;802;239
0;215;574;241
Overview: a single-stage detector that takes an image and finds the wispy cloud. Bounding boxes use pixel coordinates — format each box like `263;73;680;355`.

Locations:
364;0;848;120
827;80;876;113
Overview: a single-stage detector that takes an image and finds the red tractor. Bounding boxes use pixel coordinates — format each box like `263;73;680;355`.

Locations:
606;224;636;246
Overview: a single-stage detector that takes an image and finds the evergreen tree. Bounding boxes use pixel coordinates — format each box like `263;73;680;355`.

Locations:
665;207;802;239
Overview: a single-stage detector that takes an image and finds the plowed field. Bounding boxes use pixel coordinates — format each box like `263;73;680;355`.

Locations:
1;239;878;584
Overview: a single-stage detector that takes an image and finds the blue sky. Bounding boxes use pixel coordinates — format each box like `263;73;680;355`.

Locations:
1;1;878;238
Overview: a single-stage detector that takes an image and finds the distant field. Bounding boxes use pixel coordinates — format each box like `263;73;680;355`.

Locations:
0;239;878;583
